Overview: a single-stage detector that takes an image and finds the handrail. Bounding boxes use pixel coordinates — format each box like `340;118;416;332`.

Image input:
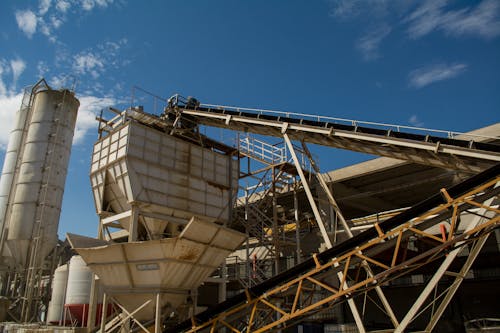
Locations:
200;102;499;141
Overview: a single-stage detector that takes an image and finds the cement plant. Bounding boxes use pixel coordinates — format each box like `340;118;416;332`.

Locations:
0;79;499;333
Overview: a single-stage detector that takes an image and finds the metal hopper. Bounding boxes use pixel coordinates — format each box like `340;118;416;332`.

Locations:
90;119;239;240
67;217;246;320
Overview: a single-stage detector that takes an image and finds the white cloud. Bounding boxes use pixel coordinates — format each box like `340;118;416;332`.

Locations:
0;61;8;96
74;95;117;144
15;10;38;38
55;0;70;13
39;0;52;15
15;0;117;41
329;0;390;19
408;115;424;127
356;24;391;61
405;0;500;39
37;62;49;79
65;39;129;86
0;91;118;148
81;0;94;11
0;57;27;95
81;0;114;11
49;74;72;89
73;52;105;78
95;0;113;7
329;0;360;19
37;16;58;43
0;58;25;147
50;15;63;29
408;63;467;89
10;59;26;88
0;93;24;149
1;54;117;148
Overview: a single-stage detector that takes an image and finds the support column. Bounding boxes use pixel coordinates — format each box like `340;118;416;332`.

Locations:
272;167;280;275
283;134;331;248
301;140;399;328
294;190;301;264
283;133;366;333
155;293;161;333
395;195;497;333
219;262;227;303
87;276;99;332
128;206;139;242
425;232;491;332
100;293;108;333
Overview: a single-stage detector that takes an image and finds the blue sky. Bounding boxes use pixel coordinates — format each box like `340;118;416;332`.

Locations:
0;0;499;238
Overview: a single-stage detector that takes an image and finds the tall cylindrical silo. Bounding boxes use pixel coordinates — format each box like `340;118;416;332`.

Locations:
5;88;79;267
46;264;68;324
0;92;31;261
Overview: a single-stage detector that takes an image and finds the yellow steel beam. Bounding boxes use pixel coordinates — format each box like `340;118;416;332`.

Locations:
185;176;499;332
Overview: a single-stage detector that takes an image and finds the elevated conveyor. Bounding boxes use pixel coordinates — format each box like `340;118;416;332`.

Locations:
166;99;500;173
167;163;499;332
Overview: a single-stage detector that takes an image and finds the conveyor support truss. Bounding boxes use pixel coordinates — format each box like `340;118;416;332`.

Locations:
168;164;499;332
168;101;500;173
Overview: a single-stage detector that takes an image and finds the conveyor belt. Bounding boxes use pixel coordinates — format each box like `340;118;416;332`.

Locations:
170;104;500;173
167;163;500;333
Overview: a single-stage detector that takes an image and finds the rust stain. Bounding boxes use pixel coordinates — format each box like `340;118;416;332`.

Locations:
207;180;229;191
177;248;200;261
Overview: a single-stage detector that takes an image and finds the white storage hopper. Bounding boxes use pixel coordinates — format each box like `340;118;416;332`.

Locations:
68;217;246;320
90;120;238;240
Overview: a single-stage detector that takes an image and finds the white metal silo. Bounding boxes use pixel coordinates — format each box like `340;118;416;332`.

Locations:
0;94;30;260
0;97;30;221
46;264;68;325
4;88;79;267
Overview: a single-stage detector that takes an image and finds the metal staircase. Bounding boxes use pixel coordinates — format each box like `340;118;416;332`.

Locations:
230;134;318;288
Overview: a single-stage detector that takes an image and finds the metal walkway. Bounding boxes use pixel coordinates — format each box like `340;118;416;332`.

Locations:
167;163;499;333
166;98;500;173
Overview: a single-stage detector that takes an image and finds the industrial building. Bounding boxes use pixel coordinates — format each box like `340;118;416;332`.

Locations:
0;82;499;333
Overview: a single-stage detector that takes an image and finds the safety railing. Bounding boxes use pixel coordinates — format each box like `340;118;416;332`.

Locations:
200;102;499;141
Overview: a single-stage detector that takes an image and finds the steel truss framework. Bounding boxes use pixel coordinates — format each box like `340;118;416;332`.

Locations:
233;134;314;288
177;173;499;333
171;103;500;173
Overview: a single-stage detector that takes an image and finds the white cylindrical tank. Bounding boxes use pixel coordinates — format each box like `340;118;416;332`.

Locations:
46;264;68;324
0;96;30;254
65;256;92;325
5;88;79;267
